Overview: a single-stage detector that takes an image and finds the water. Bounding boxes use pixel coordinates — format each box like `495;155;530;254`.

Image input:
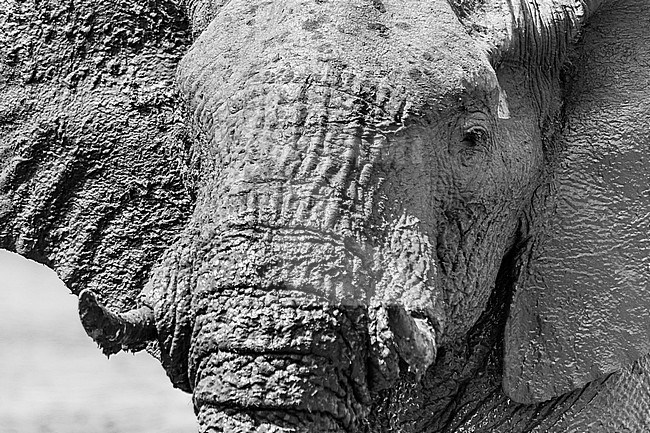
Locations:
0;250;197;433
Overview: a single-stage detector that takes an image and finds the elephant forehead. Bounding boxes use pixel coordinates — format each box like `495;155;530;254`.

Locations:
313;0;495;90
179;0;499;113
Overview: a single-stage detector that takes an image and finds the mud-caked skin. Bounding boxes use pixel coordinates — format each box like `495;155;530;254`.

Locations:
0;0;194;309
2;0;649;432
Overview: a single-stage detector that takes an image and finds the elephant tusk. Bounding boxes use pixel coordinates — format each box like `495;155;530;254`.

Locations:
369;304;438;391
385;305;438;379
78;289;157;356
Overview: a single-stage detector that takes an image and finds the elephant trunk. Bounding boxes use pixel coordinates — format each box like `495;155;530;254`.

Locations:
176;229;373;431
189;291;370;432
175;224;440;431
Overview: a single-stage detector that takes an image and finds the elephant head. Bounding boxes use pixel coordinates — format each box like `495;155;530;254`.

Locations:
2;0;648;431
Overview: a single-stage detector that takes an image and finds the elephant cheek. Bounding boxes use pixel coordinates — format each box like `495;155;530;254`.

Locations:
188;290;371;432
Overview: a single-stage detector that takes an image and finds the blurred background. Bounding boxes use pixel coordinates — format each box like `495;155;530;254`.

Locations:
0;249;196;433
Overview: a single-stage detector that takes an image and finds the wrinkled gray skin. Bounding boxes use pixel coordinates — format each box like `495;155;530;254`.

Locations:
2;0;649;432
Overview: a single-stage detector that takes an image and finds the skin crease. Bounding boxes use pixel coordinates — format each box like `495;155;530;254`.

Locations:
1;0;649;432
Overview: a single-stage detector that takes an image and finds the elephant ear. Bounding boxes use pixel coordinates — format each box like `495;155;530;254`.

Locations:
0;2;194;320
503;3;650;404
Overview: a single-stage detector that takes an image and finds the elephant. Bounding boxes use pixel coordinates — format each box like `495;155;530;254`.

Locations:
1;0;649;431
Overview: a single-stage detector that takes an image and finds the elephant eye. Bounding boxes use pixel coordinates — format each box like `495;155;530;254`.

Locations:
462;126;488;148
455;125;490;167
